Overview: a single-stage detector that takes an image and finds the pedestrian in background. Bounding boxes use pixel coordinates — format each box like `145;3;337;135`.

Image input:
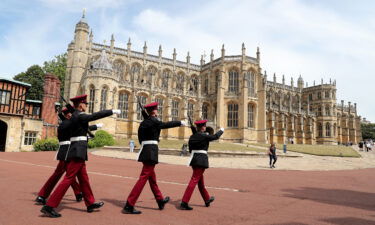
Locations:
129;139;135;153
268;143;277;168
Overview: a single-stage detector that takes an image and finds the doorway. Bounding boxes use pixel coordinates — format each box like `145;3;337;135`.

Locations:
0;120;7;151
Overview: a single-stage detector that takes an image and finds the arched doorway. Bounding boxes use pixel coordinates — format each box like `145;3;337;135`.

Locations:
0;120;7;151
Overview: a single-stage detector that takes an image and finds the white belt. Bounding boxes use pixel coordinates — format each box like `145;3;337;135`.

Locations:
137;140;158;160
187;150;207;166
70;136;87;142
59;141;71;145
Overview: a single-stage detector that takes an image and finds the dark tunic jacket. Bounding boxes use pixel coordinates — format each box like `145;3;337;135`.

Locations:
65;109;113;161
188;130;224;168
138;116;181;164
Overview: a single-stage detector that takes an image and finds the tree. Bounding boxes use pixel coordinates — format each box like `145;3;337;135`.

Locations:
361;123;375;140
13;53;67;101
43;53;67;95
14;65;45;100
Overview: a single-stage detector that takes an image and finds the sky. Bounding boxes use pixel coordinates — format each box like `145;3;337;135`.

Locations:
0;0;374;121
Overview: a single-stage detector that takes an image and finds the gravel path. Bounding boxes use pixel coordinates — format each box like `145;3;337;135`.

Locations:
92;146;375;171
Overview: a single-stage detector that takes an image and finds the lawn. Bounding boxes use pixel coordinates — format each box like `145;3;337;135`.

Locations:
115;138;264;153
249;143;360;157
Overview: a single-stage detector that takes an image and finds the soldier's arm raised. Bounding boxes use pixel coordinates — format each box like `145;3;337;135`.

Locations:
205;129;224;142
78;110;113;123
155;119;182;129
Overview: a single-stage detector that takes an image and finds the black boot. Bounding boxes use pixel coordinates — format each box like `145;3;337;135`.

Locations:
122;202;142;214
35;196;46;205
180;201;193;210
40;205;61;218
205;196;215;207
157;196;170;210
75;193;83;202
87;201;104;213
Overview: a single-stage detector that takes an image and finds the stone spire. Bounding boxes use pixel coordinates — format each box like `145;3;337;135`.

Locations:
256;47;260;62
210;49;214;62
127;38;131;50
297;75;304;89
242;43;246;56
273;73;276;83
221;44;225;58
173;48;177;61
186;51;190;64
282;75;285;85
143;41;147;55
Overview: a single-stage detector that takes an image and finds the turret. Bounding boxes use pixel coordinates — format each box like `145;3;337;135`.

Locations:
297;75;304;89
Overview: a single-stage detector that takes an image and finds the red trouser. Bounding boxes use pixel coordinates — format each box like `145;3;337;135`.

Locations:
126;163;164;206
46;159;95;208
182;167;210;203
38;161;81;198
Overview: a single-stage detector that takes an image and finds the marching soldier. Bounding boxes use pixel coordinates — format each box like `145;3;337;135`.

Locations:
122;102;186;214
180;120;224;210
41;94;121;217
35;107;103;205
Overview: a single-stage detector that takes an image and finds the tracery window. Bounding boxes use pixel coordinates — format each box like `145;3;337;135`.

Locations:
171;100;179;121
326;122;331;137
162;70;170;90
248;104;255;128
89;86;95;113
227;103;238;127
118;92;129;119
136;95;147;120
100;86;108;111
202;103;208;120
228;70;239;93
155;97;164;121
318;123;323;137
247;71;255;97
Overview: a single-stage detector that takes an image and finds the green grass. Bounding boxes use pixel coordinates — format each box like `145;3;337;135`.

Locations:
115;138;264;152
249;143;360;157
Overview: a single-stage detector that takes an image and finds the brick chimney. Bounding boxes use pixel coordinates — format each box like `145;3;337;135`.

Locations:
41;73;61;139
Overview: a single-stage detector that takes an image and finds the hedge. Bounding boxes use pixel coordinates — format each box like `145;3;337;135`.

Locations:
88;130;115;148
33;138;59;151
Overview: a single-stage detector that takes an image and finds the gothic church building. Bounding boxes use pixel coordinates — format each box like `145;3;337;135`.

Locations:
64;14;362;145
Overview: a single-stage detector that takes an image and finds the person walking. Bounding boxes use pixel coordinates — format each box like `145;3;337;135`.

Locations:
40;94;121;217
35;107;103;205
122;102;185;214
129;139;135;153
269;143;277;168
180;120;224;210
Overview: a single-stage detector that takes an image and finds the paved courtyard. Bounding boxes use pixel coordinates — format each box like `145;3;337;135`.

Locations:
0;150;374;225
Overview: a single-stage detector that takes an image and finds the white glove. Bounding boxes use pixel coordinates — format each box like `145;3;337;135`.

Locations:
112;109;121;115
180;120;187;126
220;127;225;132
96;123;103;128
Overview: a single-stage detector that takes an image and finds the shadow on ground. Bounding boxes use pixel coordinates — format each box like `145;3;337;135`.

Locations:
282;187;375;211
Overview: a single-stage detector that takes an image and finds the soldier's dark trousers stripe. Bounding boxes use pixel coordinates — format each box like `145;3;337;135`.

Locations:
126;163;164;206
46;159;95;208
182;167;210;203
38;160;81;198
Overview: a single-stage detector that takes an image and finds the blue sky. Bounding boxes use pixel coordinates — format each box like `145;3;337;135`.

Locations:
0;0;374;121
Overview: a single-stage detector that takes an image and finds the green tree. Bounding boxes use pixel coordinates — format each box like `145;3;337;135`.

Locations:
361;123;375;140
43;53;67;95
14;65;45;100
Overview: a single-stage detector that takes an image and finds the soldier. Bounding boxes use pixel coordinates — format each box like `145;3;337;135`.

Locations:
122;102;186;214
41;94;121;217
180;120;224;210
35;107;104;205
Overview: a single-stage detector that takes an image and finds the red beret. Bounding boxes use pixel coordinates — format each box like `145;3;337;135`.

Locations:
144;102;158;110
61;107;69;115
194;120;208;126
70;94;88;104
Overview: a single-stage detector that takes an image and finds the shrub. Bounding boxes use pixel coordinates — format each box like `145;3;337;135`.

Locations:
33;138;59;152
88;130;115;148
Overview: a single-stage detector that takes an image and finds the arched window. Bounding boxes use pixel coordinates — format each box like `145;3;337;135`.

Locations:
175;72;185;93
325;105;331;116
118;92;129;119
190;76;198;94
137;95;147;120
248;104;255;128
131;64;141;81
325;91;330;98
113;59;125;78
88;85;95;113
100;86;108;111
326;122;331;137
162;70;170;90
187;102;194;118
318;123;323;137
202;103;208;120
171;99;179;121
228;70;239;93
227;103;238;127
145;66;157;85
317;106;322;116
155;97;164;121
215;71;220;93
247;71;255;97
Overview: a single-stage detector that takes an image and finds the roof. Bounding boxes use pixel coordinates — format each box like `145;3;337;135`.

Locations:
0;78;31;88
